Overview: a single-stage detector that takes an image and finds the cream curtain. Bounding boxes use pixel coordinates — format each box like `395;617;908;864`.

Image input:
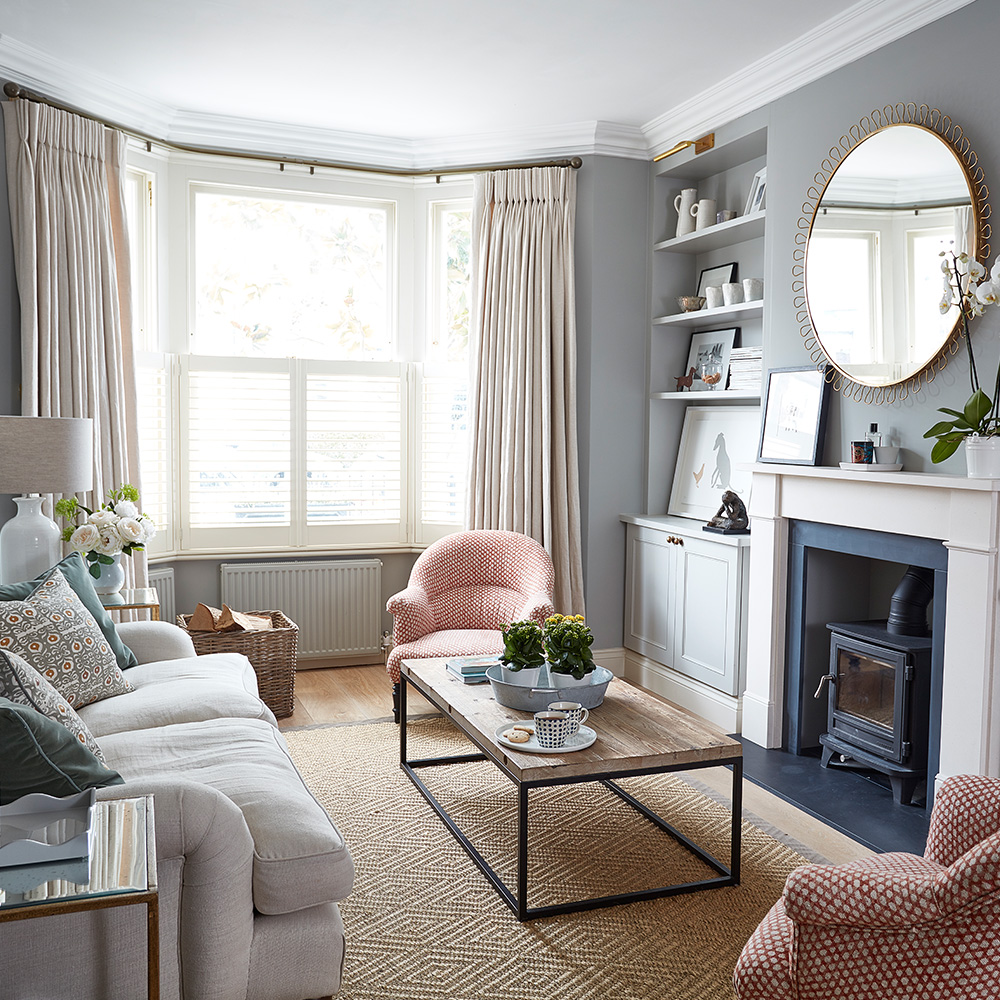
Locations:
466;166;584;613
3;100;146;587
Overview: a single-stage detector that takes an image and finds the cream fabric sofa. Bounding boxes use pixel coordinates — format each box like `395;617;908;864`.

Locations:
1;620;353;1000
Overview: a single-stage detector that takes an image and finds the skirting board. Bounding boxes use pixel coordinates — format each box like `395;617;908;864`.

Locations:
593;647;626;678
624;649;742;733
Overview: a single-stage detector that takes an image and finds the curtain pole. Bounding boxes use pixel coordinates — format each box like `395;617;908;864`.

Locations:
3;83;583;179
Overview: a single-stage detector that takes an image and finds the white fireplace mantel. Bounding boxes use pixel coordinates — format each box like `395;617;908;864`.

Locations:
744;463;1000;784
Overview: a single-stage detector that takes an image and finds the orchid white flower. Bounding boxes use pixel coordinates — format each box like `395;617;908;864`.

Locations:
942;257;953;274
977;281;999;306
114;499;139;519
969;260;987;281
69;524;100;554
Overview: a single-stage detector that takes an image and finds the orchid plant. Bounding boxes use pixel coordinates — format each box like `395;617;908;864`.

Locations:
56;483;156;578
923;250;1000;462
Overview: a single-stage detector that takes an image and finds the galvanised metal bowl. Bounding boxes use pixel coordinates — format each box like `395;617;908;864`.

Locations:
485;664;613;712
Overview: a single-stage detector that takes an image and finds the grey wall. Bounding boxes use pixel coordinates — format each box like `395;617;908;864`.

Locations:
765;0;1000;472
575;155;649;646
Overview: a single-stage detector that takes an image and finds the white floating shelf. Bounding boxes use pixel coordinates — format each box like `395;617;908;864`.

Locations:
651;389;761;401
653;300;764;330
653;211;765;254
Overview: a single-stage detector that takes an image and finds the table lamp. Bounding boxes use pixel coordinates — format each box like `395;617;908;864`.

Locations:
0;416;94;584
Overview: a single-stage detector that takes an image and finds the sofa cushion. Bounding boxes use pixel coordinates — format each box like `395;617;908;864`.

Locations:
0;552;137;669
0;649;107;762
78;653;276;737
0;697;124;805
0;569;133;707
99;717;353;914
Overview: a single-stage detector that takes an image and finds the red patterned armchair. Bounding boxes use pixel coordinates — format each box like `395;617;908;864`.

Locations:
735;774;1000;1000
386;530;556;720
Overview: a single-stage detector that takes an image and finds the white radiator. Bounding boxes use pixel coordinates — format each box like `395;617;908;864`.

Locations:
147;566;176;625
220;559;382;662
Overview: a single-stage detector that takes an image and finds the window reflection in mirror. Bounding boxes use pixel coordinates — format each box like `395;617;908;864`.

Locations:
805;125;975;387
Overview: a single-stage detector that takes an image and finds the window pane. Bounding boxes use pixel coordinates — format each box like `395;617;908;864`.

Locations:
429;205;471;362
135;357;171;553
306;374;401;524
420;371;468;525
193;190;391;361
187;369;291;527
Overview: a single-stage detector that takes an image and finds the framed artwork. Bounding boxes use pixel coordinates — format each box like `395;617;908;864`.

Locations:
744;167;767;215
696;262;737;298
668;405;761;520
757;365;831;465
684;328;737;392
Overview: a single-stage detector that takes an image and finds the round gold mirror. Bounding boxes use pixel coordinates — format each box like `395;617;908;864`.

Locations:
793;105;991;402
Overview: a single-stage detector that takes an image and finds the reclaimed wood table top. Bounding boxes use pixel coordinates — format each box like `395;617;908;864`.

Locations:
401;658;741;782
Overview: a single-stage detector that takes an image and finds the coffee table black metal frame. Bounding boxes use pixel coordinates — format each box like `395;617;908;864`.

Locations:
399;675;742;922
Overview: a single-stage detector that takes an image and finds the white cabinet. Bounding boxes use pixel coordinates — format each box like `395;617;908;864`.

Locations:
622;516;749;698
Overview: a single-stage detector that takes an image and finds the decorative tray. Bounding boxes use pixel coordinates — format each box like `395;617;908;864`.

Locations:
839;462;903;472
494;723;597;754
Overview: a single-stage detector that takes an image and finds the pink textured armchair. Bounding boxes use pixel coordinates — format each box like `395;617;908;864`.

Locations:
386;530;556;719
734;774;1000;1000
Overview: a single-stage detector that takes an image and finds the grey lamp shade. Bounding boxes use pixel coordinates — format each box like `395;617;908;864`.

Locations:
0;416;95;494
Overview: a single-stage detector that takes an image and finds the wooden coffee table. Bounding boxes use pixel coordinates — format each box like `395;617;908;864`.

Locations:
399;658;742;921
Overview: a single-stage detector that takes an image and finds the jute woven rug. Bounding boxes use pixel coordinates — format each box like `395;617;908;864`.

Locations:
284;718;813;1000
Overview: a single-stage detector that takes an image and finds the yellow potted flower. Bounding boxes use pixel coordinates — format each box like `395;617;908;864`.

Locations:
543;614;595;686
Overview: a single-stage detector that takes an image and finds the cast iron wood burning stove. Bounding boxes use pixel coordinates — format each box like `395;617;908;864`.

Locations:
817;621;932;805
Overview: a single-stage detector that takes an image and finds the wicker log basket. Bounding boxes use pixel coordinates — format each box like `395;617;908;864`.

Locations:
177;610;298;718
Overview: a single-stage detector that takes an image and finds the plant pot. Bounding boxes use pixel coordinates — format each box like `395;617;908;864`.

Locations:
965;436;1000;478
500;664;542;686
92;553;125;595
548;670;593;688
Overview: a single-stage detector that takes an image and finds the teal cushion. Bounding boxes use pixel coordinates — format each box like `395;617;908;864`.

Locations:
0;553;137;669
0;697;124;805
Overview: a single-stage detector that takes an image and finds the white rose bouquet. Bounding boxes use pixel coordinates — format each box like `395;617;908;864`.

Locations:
56;483;156;578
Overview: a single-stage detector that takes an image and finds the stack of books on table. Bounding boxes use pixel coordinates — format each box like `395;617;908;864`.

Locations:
728;346;763;392
445;655;501;684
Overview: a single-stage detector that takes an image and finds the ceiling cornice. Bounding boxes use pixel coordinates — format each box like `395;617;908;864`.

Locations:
0;0;976;167
644;0;976;157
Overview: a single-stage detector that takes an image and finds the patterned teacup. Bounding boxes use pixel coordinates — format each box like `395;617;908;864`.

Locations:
533;710;571;748
547;701;589;735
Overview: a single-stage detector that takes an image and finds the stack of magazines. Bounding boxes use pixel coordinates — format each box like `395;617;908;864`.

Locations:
445;655;500;684
728;346;763;391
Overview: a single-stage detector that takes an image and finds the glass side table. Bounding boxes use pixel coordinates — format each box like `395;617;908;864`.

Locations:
100;588;161;621
0;795;159;999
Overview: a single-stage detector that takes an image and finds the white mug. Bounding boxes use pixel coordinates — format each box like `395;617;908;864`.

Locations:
705;285;724;310
547;701;589;735
723;282;744;306
690;198;717;231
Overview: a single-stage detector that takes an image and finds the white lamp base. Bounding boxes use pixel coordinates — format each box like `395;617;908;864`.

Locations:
0;495;63;584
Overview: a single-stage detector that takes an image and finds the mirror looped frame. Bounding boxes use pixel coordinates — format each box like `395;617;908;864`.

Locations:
792;103;992;404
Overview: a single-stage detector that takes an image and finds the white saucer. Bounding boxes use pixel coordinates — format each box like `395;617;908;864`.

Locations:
494;723;597;754
839;461;903;472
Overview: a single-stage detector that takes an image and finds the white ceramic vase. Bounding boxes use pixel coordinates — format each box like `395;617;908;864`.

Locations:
92;553;126;595
673;188;697;238
965;437;1000;478
500;664;542;686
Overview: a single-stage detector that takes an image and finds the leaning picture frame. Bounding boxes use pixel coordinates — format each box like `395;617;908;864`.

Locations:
668;405;761;520
757;365;831;465
684;327;738;392
696;262;737;298
744;167;767;216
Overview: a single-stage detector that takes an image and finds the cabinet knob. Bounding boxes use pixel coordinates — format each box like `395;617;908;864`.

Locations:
665;535;684;545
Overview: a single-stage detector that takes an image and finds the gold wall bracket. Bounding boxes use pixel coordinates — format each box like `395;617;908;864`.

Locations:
652;133;715;163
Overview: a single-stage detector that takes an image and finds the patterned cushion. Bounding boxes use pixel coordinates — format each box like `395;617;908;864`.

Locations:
388;630;505;682
0;648;107;762
735;775;1000;1000
0;568;133;707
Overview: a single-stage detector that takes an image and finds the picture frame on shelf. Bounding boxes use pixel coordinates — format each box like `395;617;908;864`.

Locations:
757;365;831;465
684;328;738;392
668;405;761;520
696;262;737;298
744;167;767;215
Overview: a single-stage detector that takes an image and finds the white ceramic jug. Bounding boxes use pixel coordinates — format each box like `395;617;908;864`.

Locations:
673;188;697;238
691;198;717;232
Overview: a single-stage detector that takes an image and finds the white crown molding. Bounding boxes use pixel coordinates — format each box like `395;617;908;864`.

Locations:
644;0;976;157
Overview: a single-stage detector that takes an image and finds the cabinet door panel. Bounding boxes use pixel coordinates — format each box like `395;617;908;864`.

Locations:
673;537;741;694
624;526;671;661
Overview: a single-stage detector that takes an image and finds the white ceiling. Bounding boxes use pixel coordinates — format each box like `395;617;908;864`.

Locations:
0;0;975;168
